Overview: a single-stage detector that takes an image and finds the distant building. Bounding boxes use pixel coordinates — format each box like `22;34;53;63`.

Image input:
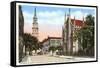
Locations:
41;37;62;54
32;8;38;39
19;5;24;62
62;9;85;55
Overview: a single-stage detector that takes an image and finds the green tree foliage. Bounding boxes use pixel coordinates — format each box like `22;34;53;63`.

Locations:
49;46;57;56
49;46;56;52
49;46;63;56
56;46;63;51
74;14;94;56
23;33;38;55
38;42;43;49
85;15;94;26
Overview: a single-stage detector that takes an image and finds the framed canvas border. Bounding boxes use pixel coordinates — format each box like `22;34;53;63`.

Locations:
10;1;98;67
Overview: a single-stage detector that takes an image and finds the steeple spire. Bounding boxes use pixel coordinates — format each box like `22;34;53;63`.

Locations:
34;8;37;17
33;8;37;23
34;8;37;19
83;16;84;22
82;16;85;27
65;12;66;21
69;8;70;16
74;16;76;27
74;16;75;20
67;8;71;17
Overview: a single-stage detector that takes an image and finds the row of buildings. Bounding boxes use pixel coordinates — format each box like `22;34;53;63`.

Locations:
32;8;85;55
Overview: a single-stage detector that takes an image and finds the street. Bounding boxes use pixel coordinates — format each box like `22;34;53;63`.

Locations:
20;55;95;65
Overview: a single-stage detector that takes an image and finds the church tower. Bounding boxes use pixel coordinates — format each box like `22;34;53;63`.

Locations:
32;8;38;39
63;9;73;56
66;9;73;55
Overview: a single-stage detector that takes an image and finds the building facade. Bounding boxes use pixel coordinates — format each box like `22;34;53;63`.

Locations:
62;11;85;55
32;8;38;39
19;5;24;62
41;37;62;54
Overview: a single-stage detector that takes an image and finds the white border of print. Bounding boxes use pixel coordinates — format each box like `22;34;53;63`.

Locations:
16;2;97;65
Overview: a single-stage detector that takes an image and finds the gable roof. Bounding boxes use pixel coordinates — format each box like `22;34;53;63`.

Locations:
71;19;84;27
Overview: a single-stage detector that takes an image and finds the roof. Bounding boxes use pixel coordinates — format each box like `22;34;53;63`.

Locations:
41;36;62;44
71;19;85;27
48;37;62;39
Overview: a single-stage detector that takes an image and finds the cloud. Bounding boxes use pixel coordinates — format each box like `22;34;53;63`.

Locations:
38;10;64;25
71;11;88;20
23;11;33;24
23;9;93;41
37;10;64;41
24;23;32;34
38;10;63;19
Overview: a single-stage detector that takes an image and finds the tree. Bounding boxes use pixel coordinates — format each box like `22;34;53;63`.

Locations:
56;46;63;55
85;15;94;26
78;27;92;53
38;42;43;50
73;14;94;56
49;46;57;56
56;46;63;51
23;33;38;55
85;15;94;56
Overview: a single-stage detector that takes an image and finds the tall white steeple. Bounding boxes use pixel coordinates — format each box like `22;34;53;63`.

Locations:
32;8;38;39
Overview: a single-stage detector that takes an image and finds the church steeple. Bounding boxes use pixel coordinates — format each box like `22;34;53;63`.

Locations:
34;8;37;17
33;8;37;23
65;12;66;21
74;16;76;28
67;8;71;17
83;16;84;23
32;8;38;39
69;8;70;16
82;16;85;27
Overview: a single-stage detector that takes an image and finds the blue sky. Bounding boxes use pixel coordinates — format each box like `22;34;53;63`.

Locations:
22;5;95;15
21;5;96;41
22;5;95;23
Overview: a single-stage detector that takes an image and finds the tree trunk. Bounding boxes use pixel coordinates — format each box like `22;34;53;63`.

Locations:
25;46;27;56
35;50;37;54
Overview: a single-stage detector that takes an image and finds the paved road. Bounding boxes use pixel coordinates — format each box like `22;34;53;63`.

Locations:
20;55;95;65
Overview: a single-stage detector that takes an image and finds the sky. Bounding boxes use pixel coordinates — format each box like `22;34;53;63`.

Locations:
21;4;96;42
